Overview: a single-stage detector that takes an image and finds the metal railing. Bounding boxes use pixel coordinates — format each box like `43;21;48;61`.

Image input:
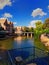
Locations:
4;46;48;65
13;46;48;65
17;47;48;65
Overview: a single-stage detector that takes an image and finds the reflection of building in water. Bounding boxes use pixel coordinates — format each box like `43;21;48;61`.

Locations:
0;18;14;34
14;36;22;43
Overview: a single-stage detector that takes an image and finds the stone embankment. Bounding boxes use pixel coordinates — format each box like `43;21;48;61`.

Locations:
40;34;49;47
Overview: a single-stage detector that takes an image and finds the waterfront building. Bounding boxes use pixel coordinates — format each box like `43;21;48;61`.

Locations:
15;26;22;34
0;18;14;34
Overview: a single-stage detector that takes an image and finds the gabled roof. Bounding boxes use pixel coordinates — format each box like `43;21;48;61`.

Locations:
0;18;8;29
0;18;7;24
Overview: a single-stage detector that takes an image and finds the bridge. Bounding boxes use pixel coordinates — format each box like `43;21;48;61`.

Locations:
0;30;34;38
15;32;34;38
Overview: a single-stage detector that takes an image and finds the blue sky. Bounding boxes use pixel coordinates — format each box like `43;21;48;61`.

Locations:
0;0;49;27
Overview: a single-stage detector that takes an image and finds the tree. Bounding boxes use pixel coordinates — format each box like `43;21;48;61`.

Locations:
29;27;34;32
24;27;29;32
43;18;49;29
34;21;43;39
35;21;43;30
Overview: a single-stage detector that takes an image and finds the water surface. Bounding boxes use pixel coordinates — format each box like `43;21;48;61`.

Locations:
0;36;48;65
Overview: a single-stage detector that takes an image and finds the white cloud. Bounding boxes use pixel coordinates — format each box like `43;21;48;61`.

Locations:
29;20;42;28
31;8;47;17
0;0;12;9
48;5;49;9
2;13;13;18
13;22;17;25
48;5;49;12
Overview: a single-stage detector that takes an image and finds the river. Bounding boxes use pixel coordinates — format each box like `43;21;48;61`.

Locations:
0;36;49;65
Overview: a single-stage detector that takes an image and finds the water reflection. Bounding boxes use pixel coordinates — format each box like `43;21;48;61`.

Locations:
0;37;49;65
0;36;48;51
14;36;23;43
0;37;34;50
14;37;34;49
0;38;14;50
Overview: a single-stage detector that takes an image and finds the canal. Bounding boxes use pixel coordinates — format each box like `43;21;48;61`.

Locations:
0;36;49;65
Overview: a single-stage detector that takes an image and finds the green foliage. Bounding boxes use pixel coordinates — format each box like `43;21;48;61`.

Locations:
34;18;49;40
23;27;29;32
23;27;34;32
34;21;43;39
35;21;43;30
43;28;49;33
29;27;34;32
